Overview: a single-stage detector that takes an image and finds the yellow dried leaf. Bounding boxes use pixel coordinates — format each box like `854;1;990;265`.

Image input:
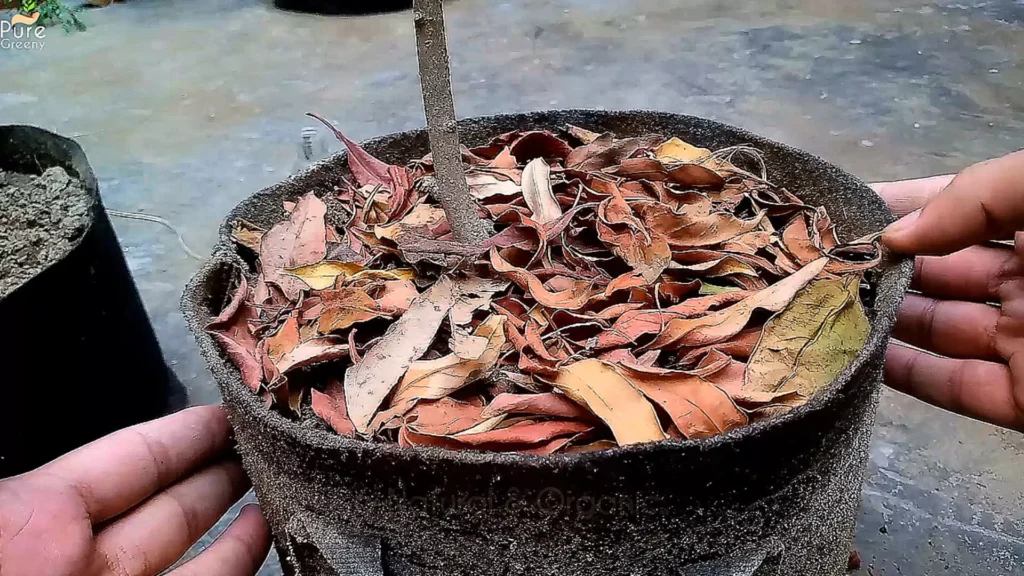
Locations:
285;261;365;290
745;274;869;396
654;137;712;163
552;359;666;445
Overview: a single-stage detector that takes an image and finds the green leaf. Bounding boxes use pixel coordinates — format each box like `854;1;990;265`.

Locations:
698;282;739;296
744;274;869;397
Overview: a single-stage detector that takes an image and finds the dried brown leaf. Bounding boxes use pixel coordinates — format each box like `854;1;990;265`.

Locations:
344;276;460;434
644;257;828;351
552;359;666;445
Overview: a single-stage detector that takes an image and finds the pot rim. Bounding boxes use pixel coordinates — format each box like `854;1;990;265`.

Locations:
186;108;914;468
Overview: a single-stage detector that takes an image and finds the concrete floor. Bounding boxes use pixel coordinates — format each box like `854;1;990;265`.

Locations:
2;0;1023;573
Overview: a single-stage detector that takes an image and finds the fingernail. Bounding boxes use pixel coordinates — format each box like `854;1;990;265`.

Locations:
883;210;920;240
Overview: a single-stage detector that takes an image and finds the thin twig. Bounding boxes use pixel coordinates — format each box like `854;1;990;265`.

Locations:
107;209;205;260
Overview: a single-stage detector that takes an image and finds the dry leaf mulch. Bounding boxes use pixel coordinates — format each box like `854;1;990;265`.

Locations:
209;119;881;455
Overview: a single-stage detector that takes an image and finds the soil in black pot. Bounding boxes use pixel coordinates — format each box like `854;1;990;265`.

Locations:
0;166;92;297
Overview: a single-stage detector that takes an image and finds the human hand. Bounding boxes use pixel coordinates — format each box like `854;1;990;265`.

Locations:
0;405;271;576
873;150;1024;431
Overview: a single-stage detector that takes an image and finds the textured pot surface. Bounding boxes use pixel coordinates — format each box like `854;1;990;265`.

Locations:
0;125;180;478
182;110;912;576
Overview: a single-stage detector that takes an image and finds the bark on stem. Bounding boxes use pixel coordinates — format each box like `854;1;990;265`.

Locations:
412;0;494;244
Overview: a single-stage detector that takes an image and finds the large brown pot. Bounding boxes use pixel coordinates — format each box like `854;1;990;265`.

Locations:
182;110;912;576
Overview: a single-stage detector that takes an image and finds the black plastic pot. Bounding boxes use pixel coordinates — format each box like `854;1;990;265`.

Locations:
273;0;411;16
0;125;183;478
182;110;913;576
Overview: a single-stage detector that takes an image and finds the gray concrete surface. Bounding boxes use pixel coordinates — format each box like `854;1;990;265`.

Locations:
1;0;1022;574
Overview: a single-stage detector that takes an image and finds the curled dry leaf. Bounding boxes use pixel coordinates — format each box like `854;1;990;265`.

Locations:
208;124;882;454
482;392;594;421
521;158;562;224
371;314;506;432
644;257;828;351
206;276;263;392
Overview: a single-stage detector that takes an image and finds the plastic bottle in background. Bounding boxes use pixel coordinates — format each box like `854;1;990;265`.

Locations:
292;126;330;174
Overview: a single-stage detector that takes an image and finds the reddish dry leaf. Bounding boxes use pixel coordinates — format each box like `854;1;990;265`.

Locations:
267;314;301;363
595;290;753;350
371;315;506;432
566;134;663;172
206;276;263;392
453;420;591;445
509;131;574;163
481;392;593;420
311;379;356;436
375;204;449;242
376;279;419;315
608;157;725;189
317;288;382;333
307;113;413;216
275;337;349;373
486;147;518;169
489;248;596;310
404;397;492;436
678;328;762;365
564;439;617;453
402;417;591;453
259;192;328;299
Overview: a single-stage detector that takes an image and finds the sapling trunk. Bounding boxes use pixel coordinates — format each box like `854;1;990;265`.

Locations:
412;0;494;244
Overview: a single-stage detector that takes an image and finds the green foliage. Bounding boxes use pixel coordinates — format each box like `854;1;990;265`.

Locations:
38;0;85;33
20;0;37;15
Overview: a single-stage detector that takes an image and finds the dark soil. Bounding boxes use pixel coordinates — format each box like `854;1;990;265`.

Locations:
0;167;92;298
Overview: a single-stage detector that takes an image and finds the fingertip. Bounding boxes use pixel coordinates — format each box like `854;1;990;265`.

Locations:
881;210;920;253
233;503;272;559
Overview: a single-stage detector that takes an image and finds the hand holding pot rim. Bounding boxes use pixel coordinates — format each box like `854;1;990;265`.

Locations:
875;149;1024;432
